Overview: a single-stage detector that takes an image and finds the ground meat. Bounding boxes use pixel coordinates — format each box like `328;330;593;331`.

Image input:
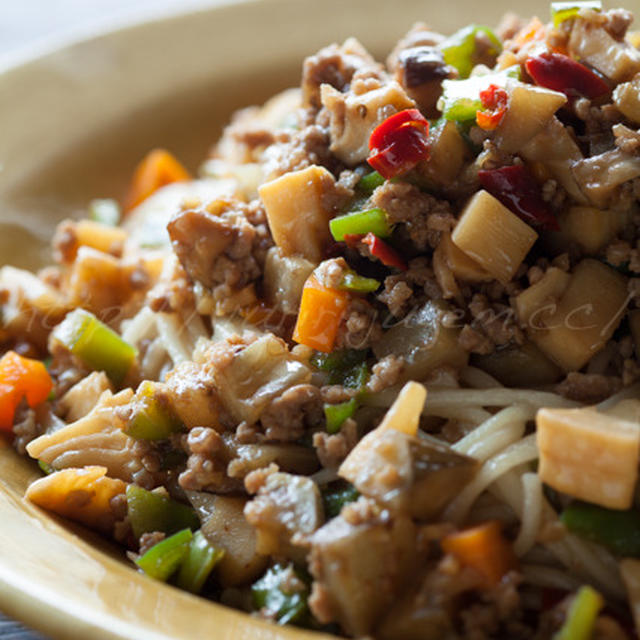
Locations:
178;427;227;492
367;355;404;393
260;384;324;442
168;198;271;291
458;324;494;355
261;124;334;180
313;418;358;468
605;239;640;273
386;23;446;71
302;38;383;110
12;402;44;455
138;531;165;555
148;260;196;314
556;372;622;403
335;298;383;350
602;8;634;40
371;181;455;251
468;294;524;349
614;124;640;155
378;256;443;318
314;257;348;289
321;385;358;404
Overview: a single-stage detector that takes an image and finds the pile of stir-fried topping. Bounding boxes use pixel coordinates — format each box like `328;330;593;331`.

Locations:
4;2;640;638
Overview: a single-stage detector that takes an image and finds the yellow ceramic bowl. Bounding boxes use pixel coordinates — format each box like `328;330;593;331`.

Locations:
0;0;574;637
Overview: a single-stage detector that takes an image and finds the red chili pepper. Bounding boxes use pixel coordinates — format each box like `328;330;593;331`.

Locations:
368;109;430;180
362;233;408;271
476;84;509;131
478;165;560;231
525;52;610;99
343;233;408;271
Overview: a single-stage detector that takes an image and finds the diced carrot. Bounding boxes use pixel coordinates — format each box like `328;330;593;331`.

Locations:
0;352;53;432
441;521;517;586
123;149;191;213
292;275;349;353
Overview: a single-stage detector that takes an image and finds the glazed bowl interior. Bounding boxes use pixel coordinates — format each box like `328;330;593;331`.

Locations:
0;0;580;638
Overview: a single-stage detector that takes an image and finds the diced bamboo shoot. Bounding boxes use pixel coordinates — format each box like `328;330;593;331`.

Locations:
75;220;128;258
377;381;427;436
569;16;640;82
537;406;640;509
529;260;628;372
572;149;640;209
493;82;567;153
259;165;336;263
516;267;571;330
188;492;268;587
558;205;631;255
614;76;640;124
439;232;492;283
26;466;126;534
212;335;311;424
373;301;469;381
418;121;469;187
452;190;538;283
521;118;587;204
321;82;415;165
263;247;315;315
473;341;562;387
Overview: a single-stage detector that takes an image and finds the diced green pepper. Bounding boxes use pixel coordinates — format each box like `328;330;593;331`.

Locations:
38;459;54;475
339;272;381;293
357;171;385;194
124;381;183;441
252;564;311;626
340;361;369;390
560;502;640;557
553;585;604;640
324;398;358;434
322;482;360;519
329;208;391;241
438;66;520;124
135;528;193;581
310;349;368;372
126;484;200;540
88;199;121;226
176;530;225;594
440;25;502;79
52;309;137;385
551;1;602;27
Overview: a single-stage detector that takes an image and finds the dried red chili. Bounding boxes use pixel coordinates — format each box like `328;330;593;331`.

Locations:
367;109;430;179
476;84;509;131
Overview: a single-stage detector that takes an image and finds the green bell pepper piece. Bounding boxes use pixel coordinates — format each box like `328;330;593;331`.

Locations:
551;1;601;27
339;272;381;293
440;25;502;79
322;482;360;519
329;208;391;241
126;484;200;540
553;585;604;640
357;171;385;194
310;348;368;372
252;564;311;626
125;381;183;440
53;309;137;385
561;502;640;556
438;66;520;124
324;398;358;434
135;528;192;581
88;199;121;226
176;530;225;594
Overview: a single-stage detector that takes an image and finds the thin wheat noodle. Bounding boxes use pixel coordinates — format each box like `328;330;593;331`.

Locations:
460;366;504;389
156;312;192;365
444;434;539;524
452;405;531;458
522;564;584;592
121;307;157;345
513;473;543;557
